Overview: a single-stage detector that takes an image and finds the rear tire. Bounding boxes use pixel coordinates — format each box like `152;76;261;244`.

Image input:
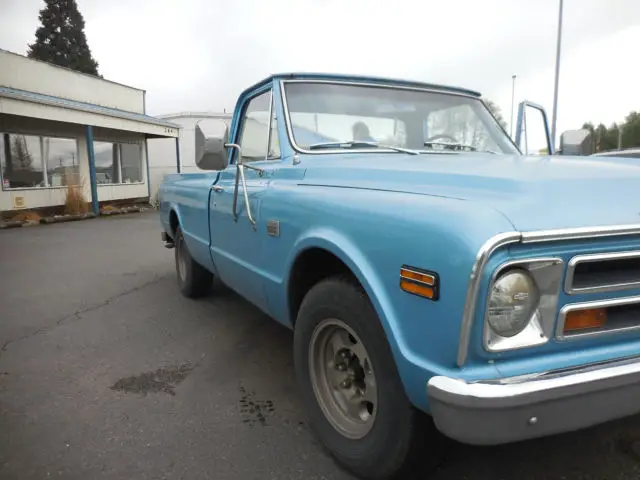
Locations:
174;225;213;298
293;275;444;480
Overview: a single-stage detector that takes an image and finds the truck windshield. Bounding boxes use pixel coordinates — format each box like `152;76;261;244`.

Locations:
282;81;519;155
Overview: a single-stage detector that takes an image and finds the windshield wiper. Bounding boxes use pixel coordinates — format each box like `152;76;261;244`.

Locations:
309;141;420;155
423;141;499;154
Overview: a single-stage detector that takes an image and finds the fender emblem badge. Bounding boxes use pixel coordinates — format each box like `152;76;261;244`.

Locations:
267;220;280;237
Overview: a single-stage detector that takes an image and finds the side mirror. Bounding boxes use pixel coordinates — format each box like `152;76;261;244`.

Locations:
558;129;593;156
515;101;553;155
195;119;229;170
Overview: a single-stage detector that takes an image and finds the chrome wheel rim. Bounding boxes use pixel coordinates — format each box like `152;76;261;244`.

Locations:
309;318;377;439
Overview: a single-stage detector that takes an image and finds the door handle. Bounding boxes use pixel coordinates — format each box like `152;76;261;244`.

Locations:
211;185;224;192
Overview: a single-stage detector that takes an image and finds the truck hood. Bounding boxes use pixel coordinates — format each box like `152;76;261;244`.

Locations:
302;153;640;231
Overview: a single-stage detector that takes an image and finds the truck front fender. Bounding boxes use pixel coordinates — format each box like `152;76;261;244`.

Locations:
285;226;446;409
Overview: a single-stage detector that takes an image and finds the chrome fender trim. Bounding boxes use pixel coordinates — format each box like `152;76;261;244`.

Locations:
456;224;640;367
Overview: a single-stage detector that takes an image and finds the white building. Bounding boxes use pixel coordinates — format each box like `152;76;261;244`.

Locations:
147;112;231;200
0;49;179;214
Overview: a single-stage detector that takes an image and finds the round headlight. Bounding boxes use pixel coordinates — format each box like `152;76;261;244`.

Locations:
487;269;539;338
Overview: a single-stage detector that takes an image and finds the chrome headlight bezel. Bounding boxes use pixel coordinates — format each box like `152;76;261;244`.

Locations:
486;269;539;338
483;257;564;352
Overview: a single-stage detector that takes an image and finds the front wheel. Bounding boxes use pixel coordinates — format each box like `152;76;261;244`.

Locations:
174;225;213;298
293;276;444;480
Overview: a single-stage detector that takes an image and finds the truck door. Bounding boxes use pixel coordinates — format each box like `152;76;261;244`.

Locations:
208;88;280;312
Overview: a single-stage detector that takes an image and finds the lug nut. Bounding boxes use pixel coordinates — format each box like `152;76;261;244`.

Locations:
340;379;352;389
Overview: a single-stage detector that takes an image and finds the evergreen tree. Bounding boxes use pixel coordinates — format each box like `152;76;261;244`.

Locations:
27;0;100;76
582;111;640;152
621;111;640;149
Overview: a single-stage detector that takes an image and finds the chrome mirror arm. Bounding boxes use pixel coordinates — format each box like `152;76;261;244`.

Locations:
226;143;241;221
243;163;265;176
238;164;257;228
225;142;242;161
224;143;258;228
223;143;264;176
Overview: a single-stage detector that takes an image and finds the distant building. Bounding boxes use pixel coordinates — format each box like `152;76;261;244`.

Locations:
0;48;179;214
147;112;232;200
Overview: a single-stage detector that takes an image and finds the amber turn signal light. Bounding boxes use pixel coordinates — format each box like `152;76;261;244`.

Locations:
564;308;607;333
399;266;439;300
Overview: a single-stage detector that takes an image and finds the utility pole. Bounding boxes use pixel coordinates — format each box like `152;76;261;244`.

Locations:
550;0;564;150
618;124;624;150
510;74;516;138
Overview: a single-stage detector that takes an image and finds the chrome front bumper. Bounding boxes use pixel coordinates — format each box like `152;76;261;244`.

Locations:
427;356;640;445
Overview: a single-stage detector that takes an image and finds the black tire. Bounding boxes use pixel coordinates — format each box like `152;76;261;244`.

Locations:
293;275;444;480
174;225;213;298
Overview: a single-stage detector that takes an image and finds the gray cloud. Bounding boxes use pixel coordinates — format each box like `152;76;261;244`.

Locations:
1;0;639;133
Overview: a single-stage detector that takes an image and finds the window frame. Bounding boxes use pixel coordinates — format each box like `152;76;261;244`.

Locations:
0;131;80;191
93;139;145;186
233;88;281;165
280;79;521;156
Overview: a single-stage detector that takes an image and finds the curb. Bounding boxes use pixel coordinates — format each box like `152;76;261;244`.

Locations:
40;212;97;224
100;206;144;216
22;220;41;227
0;220;23;229
0;209;150;229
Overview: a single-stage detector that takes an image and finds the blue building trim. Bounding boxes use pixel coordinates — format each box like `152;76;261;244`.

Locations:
145;137;151;198
0;86;179;130
175;137;181;173
85;126;99;215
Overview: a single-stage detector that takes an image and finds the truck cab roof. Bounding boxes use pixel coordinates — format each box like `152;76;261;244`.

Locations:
239;72;482;100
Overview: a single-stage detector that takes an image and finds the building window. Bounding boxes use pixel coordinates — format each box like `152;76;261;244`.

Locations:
1;133;78;189
45;137;81;186
94;141;143;184
120;143;143;183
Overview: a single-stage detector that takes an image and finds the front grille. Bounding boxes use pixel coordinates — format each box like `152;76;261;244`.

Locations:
608;302;640;330
565;251;640;294
558;295;640;340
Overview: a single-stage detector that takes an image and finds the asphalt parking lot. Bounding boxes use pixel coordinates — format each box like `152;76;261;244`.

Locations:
2;212;640;480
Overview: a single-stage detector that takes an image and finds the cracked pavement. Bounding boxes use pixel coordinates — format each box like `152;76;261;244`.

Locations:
2;212;640;479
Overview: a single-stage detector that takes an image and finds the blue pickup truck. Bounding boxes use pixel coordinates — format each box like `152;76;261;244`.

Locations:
159;73;640;479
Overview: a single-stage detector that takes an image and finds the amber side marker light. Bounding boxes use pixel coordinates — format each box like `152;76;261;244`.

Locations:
564;308;607;333
400;266;439;300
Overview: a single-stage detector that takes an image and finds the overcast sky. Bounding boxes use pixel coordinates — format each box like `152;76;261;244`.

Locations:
1;0;639;138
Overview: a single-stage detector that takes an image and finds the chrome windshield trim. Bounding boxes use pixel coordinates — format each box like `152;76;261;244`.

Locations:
456;232;521;366
283;78;479;97
565;250;640;295
279;79;499;157
556;294;640;341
